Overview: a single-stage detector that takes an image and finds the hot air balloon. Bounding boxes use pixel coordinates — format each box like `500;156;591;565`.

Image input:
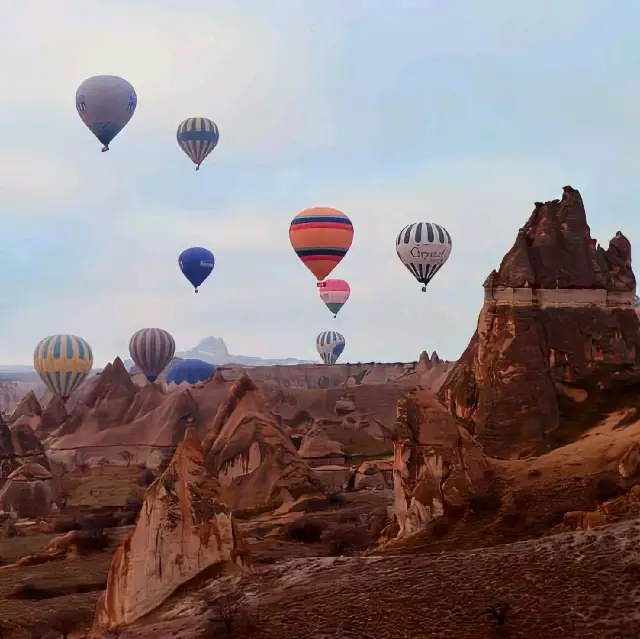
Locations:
316;330;345;365
289;207;354;284
319;279;351;317
33;334;93;402
176;117;219;171
178;247;215;293
129;328;175;382
166;359;216;385
75;75;137;152
396;222;452;292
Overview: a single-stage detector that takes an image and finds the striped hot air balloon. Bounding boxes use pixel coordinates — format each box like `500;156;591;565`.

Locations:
33;334;93;402
396;222;452;292
289;207;354;283
176;117;219;170
128;328;176;382
318;279;351;317
316;330;345;365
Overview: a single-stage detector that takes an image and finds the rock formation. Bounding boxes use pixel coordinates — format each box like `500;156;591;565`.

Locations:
93;426;249;631
10;391;41;423
0;462;57;518
392;389;492;537
440;186;640;457
204;375;325;513
0;419;49;487
39;395;68;437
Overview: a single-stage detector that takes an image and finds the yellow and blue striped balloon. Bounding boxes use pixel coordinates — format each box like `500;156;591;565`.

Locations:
33;334;93;402
176;117;219;171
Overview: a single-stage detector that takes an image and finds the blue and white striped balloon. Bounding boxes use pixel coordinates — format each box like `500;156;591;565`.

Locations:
176;117;219;171
316;331;345;365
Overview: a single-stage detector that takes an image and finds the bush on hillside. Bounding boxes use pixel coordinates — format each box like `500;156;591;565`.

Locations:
284;517;327;543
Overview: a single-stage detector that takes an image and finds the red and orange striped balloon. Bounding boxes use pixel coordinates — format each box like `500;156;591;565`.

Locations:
289;207;354;282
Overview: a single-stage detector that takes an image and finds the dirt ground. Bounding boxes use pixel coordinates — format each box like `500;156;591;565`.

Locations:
118;519;640;639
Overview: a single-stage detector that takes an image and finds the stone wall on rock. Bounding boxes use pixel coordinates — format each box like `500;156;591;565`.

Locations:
484;288;635;308
439;186;640;458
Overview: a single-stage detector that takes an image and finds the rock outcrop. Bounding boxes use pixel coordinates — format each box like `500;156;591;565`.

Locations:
204;375;325;513
39;396;67;436
0;462;56;518
10;391;41;423
392;390;492;537
0;420;49;486
94;426;248;631
440;186;640;457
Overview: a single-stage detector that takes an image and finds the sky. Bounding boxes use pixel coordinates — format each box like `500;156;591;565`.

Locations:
1;0;640;366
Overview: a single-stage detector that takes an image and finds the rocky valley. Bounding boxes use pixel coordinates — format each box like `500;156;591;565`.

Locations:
0;188;638;637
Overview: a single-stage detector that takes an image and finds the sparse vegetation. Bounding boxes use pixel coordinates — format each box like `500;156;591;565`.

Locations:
284;517;327;543
138;468;156;486
323;522;371;556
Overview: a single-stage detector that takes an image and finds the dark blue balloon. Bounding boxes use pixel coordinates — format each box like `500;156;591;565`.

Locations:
166;359;216;385
179;247;215;293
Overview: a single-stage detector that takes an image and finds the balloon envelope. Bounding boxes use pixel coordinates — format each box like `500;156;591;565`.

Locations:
166;359;216;385
396;222;452;292
179;247;215;292
177;117;219;170
33;334;93;401
75;75;137;150
316;330;345;365
319;279;351;316
129;328;175;382
289;207;353;282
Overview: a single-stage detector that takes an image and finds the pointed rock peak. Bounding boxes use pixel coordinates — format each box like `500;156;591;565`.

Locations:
484;186;633;291
417;351;430;371
202;374;258;455
212;368;226;384
93;415;248;631
40;395;68;435
430;351;441;364
10;391;42;423
86;357;136;408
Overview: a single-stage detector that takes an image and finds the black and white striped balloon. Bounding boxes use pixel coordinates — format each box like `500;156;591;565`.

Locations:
396;222;452;292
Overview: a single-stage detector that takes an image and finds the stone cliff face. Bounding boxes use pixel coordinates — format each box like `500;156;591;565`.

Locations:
94;426;248;630
440;187;640;457
204;375;325;513
392;390;491;537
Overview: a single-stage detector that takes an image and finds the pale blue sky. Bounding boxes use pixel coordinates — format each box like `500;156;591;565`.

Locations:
1;0;638;365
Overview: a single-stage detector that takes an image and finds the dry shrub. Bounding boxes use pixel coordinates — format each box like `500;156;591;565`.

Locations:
284;517;327;543
468;491;502;514
52;518;84;533
137;468;156;487
72;530;110;554
430;518;451;539
323;523;371;556
590;475;624;502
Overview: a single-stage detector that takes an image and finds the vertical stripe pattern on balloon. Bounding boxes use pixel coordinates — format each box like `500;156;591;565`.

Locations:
395;222;452;287
33;334;94;399
128;328;176;382
316;330;346;365
176;117;219;168
289;208;354;281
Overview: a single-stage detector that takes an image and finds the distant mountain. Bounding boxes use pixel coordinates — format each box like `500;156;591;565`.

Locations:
125;336;313;368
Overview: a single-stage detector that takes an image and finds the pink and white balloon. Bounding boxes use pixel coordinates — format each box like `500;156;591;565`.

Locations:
318;279;351;317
